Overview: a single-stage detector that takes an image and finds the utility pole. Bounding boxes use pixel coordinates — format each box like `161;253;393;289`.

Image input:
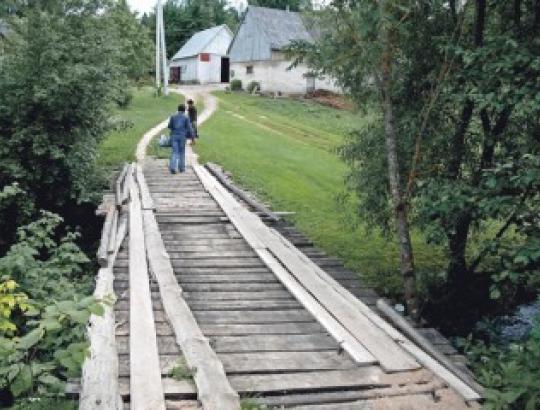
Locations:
155;0;168;95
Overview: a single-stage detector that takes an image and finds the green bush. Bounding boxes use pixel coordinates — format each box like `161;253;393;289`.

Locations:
230;79;243;91
463;315;540;410
0;2;127;247
247;81;261;94
0;213;103;401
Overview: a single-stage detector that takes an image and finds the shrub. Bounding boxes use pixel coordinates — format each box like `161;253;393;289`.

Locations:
463;315;540;410
0;213;103;401
230;79;243;91
247;81;261;94
0;2;126;246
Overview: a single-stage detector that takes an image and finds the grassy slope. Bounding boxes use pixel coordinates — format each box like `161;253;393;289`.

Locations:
98;87;182;166
196;92;444;296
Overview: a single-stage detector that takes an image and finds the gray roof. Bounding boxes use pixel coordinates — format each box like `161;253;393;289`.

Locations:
229;6;314;63
171;25;230;60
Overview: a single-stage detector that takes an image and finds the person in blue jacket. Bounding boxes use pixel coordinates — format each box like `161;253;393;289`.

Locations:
168;104;194;174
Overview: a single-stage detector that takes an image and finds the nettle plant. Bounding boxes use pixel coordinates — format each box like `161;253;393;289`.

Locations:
0;212;104;398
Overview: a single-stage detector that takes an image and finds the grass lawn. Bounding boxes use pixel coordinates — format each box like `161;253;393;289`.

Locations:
196;92;445;297
98;87;183;167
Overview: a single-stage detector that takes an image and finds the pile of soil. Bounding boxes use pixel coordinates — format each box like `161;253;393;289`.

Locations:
304;89;355;111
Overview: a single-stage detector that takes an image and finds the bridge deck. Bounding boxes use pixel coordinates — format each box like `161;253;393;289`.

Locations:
81;157;479;409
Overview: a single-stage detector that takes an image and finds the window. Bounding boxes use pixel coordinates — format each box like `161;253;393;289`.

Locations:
246;65;254;74
230;70;235;78
200;53;210;62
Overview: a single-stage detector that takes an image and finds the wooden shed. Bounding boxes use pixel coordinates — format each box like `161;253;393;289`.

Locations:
169;25;233;85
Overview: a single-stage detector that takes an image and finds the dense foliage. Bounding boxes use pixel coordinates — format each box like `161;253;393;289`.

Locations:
0;0;152;249
0;212;102;403
0;0;153;405
142;0;239;58
464;314;540;409
290;1;540;330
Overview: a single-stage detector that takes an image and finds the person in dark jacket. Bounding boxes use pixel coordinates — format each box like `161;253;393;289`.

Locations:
168;104;193;174
187;99;198;145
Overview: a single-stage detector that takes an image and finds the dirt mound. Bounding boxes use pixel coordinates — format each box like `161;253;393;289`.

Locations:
305;89;355;111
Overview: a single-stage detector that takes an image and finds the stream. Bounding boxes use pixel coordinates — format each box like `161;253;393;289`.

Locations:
476;297;540;346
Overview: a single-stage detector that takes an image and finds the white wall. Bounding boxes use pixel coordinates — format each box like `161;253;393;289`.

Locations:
230;59;340;94
170;56;198;82
197;54;224;84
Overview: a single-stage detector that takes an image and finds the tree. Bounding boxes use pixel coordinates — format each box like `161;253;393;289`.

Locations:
289;0;421;319
143;0;239;59
109;0;154;82
0;0;126;249
290;1;540;327
248;0;312;11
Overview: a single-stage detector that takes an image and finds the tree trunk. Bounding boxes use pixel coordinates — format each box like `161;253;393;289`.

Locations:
379;52;419;320
447;214;471;285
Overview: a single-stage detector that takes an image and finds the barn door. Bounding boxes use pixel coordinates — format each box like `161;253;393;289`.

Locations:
221;57;230;83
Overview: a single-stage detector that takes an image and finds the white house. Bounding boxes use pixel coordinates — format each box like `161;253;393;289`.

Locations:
227;6;339;94
169;25;233;85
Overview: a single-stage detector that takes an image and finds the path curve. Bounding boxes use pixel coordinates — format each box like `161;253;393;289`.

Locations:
135;85;223;163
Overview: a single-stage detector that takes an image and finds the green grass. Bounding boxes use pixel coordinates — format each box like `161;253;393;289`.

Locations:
196;92;445;297
98;87;182;167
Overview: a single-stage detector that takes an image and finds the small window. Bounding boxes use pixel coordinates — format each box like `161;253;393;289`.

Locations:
200;53;210;62
230;70;235;78
246;65;254;74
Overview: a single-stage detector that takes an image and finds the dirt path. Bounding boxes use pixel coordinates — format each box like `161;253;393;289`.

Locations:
135;85;222;163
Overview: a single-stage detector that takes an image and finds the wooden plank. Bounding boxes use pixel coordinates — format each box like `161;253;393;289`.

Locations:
115;164;129;209
142;206;240;409
177;291;292;301
193;164;416;372
206;162;281;223
136;164;155;210
67;378;197;399
180;283;284;292
211;334;338;353
167;251;256;259
116;309;167;323
199;323;324;336
96;206;115;267
128;183;165;410
122;164;134;206
192;310;314;324
218;351;358;373
107;210;118;254
80;209;126;410
170;259;266;269
228;368;386;394
376;300;483;400
177;274;277;283
188;299;301;311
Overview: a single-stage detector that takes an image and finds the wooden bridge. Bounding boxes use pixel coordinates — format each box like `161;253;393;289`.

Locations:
74;89;483;409
73;153;482;409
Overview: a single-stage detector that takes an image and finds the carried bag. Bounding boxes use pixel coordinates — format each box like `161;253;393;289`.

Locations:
159;134;171;147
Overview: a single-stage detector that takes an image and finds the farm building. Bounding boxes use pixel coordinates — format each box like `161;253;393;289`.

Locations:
228;6;339;95
169;24;233;84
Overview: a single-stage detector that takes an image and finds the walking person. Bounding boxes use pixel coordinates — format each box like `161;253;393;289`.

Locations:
168;104;194;174
187;99;198;145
